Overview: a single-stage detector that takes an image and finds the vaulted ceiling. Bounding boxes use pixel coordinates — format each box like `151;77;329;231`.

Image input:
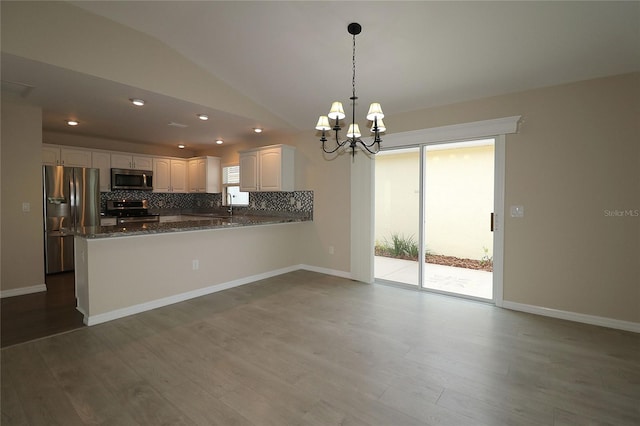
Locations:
2;1;639;150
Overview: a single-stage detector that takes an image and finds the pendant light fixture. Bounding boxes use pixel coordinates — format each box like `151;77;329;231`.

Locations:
315;22;385;159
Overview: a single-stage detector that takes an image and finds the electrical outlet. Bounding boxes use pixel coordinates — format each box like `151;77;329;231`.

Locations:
296;201;302;209
192;259;199;270
328;246;335;255
290;197;295;205
22;202;30;212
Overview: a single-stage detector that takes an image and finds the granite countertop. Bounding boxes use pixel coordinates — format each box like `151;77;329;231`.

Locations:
77;214;311;239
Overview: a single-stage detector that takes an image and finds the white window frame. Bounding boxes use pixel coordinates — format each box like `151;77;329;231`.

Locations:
222;164;249;206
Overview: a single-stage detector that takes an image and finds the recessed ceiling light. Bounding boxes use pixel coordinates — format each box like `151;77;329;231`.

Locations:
178;144;185;149
253;127;263;133
197;114;209;121
67;120;79;126
130;98;145;106
215;139;223;145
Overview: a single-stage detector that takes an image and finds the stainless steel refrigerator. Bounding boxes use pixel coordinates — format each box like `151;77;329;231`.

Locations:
43;165;100;274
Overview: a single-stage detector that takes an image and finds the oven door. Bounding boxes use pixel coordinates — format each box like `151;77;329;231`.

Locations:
116;215;159;225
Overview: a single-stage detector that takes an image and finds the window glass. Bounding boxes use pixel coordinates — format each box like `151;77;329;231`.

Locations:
222;165;249;206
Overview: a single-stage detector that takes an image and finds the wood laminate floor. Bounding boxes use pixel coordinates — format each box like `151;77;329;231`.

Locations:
1;270;639;425
1;272;84;348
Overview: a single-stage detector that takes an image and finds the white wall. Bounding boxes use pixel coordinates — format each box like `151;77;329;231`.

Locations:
1;98;45;294
77;223;306;323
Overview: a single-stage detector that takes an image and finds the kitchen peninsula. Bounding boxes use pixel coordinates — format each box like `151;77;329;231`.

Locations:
74;213;311;326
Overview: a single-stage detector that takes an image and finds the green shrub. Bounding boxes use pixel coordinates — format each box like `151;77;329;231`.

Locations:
377;233;419;260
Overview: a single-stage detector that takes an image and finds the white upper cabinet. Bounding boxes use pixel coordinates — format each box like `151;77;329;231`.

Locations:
111;153;153;170
152;157;171;192
153;158;188;193
92;151;111;192
188;156;221;193
170;159;188;193
42;145;61;165
60;148;92;167
239;151;259;192
42;144;219;194
238;144;295;192
42;145;93;167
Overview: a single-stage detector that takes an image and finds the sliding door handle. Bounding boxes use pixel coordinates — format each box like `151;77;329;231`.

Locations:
490;212;495;232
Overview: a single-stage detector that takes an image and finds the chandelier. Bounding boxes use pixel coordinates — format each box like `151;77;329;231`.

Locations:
315;22;386;159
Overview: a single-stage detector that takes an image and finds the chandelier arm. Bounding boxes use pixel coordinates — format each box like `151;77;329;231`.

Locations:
322;135;348;154
356;138;381;155
322;144;345;154
334;127;342;145
359;132;381;148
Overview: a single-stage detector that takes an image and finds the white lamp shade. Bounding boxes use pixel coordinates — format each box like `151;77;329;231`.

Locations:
315;116;331;131
346;123;361;138
327;102;346;120
366;102;384;120
371;119;386;133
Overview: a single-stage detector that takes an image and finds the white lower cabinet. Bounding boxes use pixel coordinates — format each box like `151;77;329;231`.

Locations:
238;144;295;192
188;156;221;193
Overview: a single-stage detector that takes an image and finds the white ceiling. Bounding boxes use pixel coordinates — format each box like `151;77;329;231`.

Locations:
3;1;639;150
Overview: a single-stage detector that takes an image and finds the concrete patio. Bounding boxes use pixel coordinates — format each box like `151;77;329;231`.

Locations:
374;256;493;299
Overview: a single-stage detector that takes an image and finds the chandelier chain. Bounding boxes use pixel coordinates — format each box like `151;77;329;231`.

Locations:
352;32;357;100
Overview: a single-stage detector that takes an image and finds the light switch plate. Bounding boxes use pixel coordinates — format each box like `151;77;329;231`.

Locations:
510;205;524;218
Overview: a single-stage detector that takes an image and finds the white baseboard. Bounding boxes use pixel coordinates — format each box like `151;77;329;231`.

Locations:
502;301;640;333
1;284;46;298
298;264;352;280
85;265;301;326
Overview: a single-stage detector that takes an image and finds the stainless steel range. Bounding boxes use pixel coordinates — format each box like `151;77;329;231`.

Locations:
106;199;160;225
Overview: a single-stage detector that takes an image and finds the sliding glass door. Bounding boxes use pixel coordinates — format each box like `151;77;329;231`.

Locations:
422;140;494;299
374;147;421;286
375;139;495;301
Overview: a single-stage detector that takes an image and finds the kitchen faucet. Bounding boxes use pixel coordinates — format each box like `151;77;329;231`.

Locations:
226;192;233;217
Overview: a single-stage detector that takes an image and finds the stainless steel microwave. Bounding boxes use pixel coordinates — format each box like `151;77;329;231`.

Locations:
111;168;153;191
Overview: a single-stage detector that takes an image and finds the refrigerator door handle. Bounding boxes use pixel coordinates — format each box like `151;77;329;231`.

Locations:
69;172;76;231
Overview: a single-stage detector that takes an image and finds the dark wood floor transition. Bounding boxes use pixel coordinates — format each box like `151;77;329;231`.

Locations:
1;272;84;348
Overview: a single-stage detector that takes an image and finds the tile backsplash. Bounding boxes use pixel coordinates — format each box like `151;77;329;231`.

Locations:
101;190;313;217
101;191;219;211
